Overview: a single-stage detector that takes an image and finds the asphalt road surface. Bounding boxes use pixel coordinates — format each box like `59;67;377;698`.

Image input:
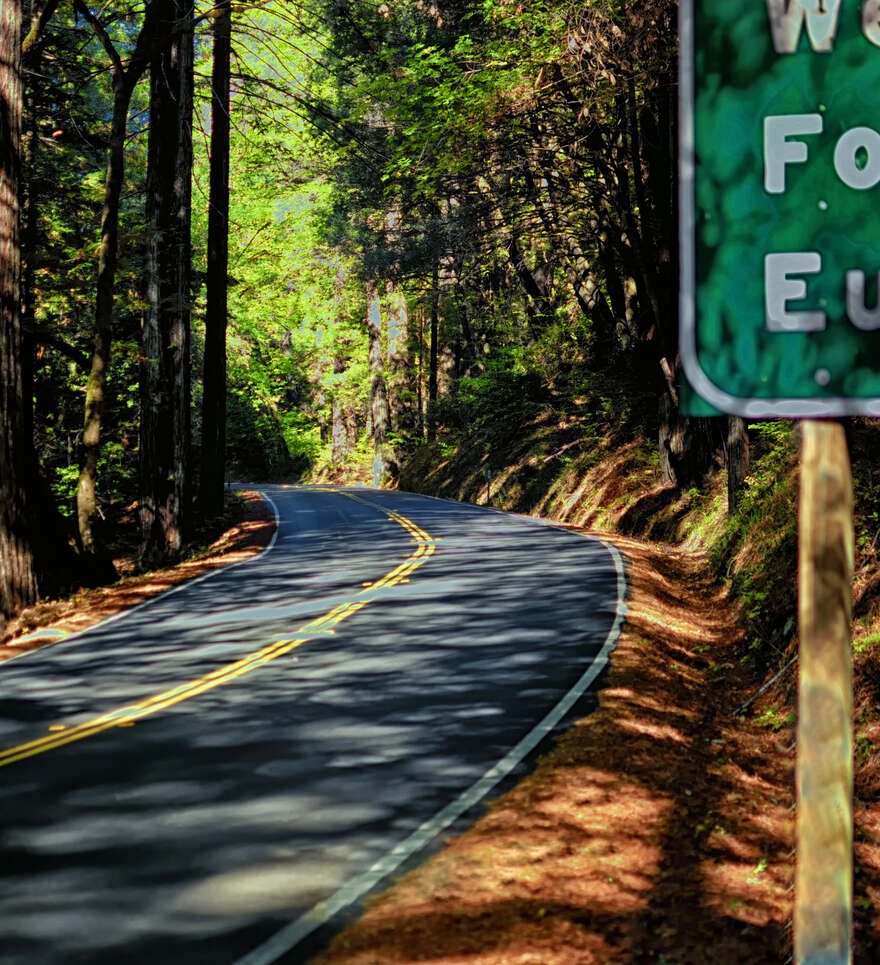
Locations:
0;486;625;964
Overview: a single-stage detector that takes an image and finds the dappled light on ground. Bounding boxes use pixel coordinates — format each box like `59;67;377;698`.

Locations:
312;537;797;965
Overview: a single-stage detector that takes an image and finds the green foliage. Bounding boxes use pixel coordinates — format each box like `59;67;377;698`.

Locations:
754;705;795;732
435;356;546;432
710;423;798;570
854;632;880;656
24;6;153;528
706;424;799;671
21;0;760;591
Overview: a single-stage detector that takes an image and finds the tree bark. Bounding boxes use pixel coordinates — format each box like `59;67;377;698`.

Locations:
330;355;352;465
21;0;62;444
0;0;38;624
415;303;424;439
385;280;409;439
507;228;553;334
367;280;390;484
170;5;193;552
427;263;439;442
74;0;154;569
726;416;749;513
658;377;718;491
20;0;39;444
140;0;193;564
21;0;59;55
1;0;82;622
199;0;232;516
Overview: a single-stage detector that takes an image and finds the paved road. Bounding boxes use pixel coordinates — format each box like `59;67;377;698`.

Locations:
0;486;625;964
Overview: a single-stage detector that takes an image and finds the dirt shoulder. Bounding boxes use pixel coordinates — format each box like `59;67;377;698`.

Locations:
0;490;276;662
311;533;880;965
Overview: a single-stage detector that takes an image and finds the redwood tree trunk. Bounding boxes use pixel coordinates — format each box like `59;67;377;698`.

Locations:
0;0;38;623
386;280;409;440
658;380;718;491
727;416;750;513
20;4;41;444
415;304;424;439
21;2;68;443
367;280;390;484
199;0;231;516
171;5;193;550
1;0;81;620
140;1;193;564
330;355;349;465
427;263;439;442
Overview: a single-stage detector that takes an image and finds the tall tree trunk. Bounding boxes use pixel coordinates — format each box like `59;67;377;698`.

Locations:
140;1;193;564
73;0;154;568
385;280;409;441
199;0;231;516
0;0;38;624
21;0;62;446
507;228;553;334
330;355;349;465
658;367;718;491
76;83;132;561
367;280;390;485
415;303;424;439
1;0;80;624
727;416;750;513
455;295;478;375
171;5;193;551
315;382;328;444
20;8;39;445
427;263;439;442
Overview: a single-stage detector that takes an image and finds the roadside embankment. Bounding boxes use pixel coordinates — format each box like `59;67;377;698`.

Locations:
311;534;802;965
308;414;880;963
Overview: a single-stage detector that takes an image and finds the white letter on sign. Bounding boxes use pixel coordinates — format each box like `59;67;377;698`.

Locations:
834;127;880;189
765;253;826;332
764;114;823;194
846;271;880;329
765;0;843;53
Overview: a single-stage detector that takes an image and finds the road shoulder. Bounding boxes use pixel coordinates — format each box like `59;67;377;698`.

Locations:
0;490;276;662
310;533;799;965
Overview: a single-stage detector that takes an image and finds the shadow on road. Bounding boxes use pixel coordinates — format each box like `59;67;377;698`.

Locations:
0;488;621;965
309;533;798;965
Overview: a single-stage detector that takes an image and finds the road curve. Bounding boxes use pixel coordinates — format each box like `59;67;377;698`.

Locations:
0;486;625;964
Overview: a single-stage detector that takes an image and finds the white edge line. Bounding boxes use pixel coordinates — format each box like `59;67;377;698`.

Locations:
1;491;282;667
233;536;627;965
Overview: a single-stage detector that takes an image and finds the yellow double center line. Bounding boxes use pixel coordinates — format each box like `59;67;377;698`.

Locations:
0;495;434;769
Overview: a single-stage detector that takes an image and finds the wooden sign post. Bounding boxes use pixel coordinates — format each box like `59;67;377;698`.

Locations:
796;420;853;965
678;3;873;958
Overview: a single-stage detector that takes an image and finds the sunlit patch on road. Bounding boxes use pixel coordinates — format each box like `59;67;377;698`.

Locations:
175;858;354;915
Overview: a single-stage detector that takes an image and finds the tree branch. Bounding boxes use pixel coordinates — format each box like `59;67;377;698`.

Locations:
22;0;61;56
73;0;124;77
22;320;90;371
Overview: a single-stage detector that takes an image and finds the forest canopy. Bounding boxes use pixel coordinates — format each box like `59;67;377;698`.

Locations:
1;0;742;625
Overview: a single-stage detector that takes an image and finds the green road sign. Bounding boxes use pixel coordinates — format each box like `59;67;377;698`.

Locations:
680;0;880;417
